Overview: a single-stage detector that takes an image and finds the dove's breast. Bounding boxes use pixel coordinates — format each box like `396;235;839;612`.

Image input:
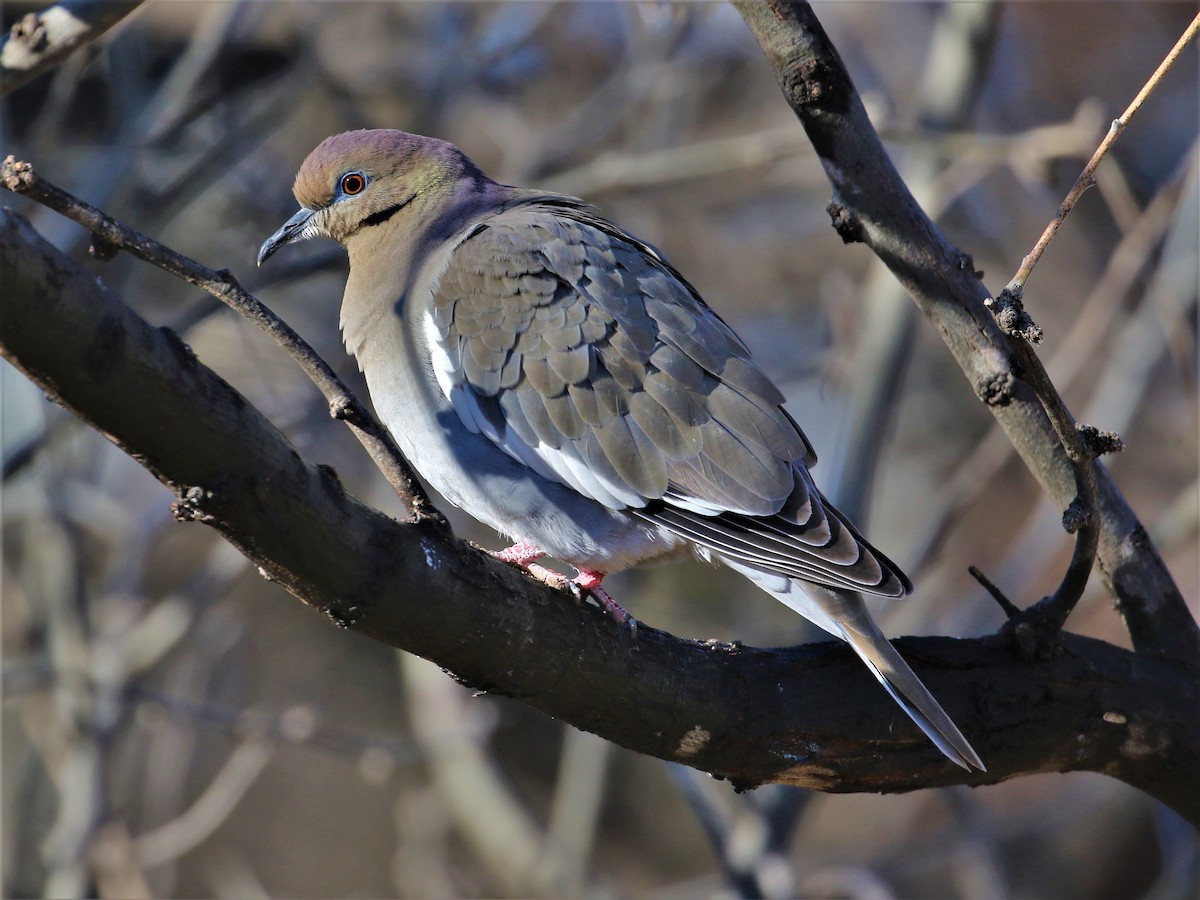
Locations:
341;226;681;574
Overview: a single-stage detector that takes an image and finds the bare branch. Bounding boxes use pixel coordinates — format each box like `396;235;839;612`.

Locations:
1001;341;1100;633
132;739;274;868
0;0;142;95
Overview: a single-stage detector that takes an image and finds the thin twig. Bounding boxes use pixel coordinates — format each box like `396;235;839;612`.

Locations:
1;156;446;528
1002;12;1200;299
968;566;1020;620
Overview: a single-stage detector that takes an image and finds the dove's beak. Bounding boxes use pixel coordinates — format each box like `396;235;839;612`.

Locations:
257;206;317;266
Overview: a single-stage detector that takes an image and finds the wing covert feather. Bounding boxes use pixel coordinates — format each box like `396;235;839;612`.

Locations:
429;199;908;596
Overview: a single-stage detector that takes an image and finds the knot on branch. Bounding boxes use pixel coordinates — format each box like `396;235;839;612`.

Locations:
316;463;344;493
323;600;365;629
1062;497;1092;535
90;233;120;261
976;369;1016;407
315;463;352;509
214;267;242;289
957;250;984;279
1005;616;1062;662
981;595;1065;660
1077;424;1124;457
2;156;35;193
826;202;863;244
11;12;48;55
782;56;843;110
987;288;1043;344
172;485;217;523
973;566;1068;660
329;395;368;426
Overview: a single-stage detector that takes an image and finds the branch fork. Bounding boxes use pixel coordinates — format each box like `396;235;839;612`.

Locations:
970;9;1192;641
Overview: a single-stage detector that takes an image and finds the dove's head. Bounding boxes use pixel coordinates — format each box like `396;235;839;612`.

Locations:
257;129;485;265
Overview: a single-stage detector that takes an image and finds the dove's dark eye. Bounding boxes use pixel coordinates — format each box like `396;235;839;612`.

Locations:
340;172;367;195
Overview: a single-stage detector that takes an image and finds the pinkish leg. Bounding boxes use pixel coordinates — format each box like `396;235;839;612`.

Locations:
489;545;629;623
570;570;629;623
490;543;565;589
489;540;545;567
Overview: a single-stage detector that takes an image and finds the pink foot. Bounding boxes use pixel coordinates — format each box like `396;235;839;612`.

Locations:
570;570;630;623
490;540;545;567
488;544;630;623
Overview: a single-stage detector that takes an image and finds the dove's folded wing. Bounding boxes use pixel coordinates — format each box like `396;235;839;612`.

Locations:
427;200;909;597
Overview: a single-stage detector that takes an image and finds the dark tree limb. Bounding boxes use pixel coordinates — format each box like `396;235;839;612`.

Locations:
0;0;143;95
1006;337;1100;634
2;210;1197;824
732;0;1198;662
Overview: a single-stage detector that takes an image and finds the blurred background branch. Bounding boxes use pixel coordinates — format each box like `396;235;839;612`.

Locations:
0;0;142;95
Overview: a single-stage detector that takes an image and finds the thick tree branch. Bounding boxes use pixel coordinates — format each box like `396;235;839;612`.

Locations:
2;210;1197;822
733;0;1198;662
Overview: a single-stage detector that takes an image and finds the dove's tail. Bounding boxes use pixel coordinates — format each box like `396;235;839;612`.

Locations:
724;562;985;771
823;595;986;771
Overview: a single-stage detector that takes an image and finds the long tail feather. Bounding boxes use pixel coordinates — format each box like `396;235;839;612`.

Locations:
831;614;985;771
724;561;985;770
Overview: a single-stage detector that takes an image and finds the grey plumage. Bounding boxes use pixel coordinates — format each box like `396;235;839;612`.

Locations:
259;128;983;771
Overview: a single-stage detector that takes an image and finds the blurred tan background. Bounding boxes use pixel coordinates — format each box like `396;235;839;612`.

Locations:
2;2;1197;897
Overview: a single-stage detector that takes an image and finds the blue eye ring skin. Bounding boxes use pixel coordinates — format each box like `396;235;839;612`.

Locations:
339;171;368;196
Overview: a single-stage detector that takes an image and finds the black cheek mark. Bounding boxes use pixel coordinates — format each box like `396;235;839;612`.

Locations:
361;192;417;228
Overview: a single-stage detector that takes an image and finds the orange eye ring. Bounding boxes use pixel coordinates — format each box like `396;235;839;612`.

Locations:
340;172;367;195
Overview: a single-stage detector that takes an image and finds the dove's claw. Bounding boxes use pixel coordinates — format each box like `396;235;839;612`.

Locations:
570;570;629;623
489;544;628;622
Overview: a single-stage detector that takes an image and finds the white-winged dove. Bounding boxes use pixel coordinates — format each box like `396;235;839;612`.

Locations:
259;129;983;770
